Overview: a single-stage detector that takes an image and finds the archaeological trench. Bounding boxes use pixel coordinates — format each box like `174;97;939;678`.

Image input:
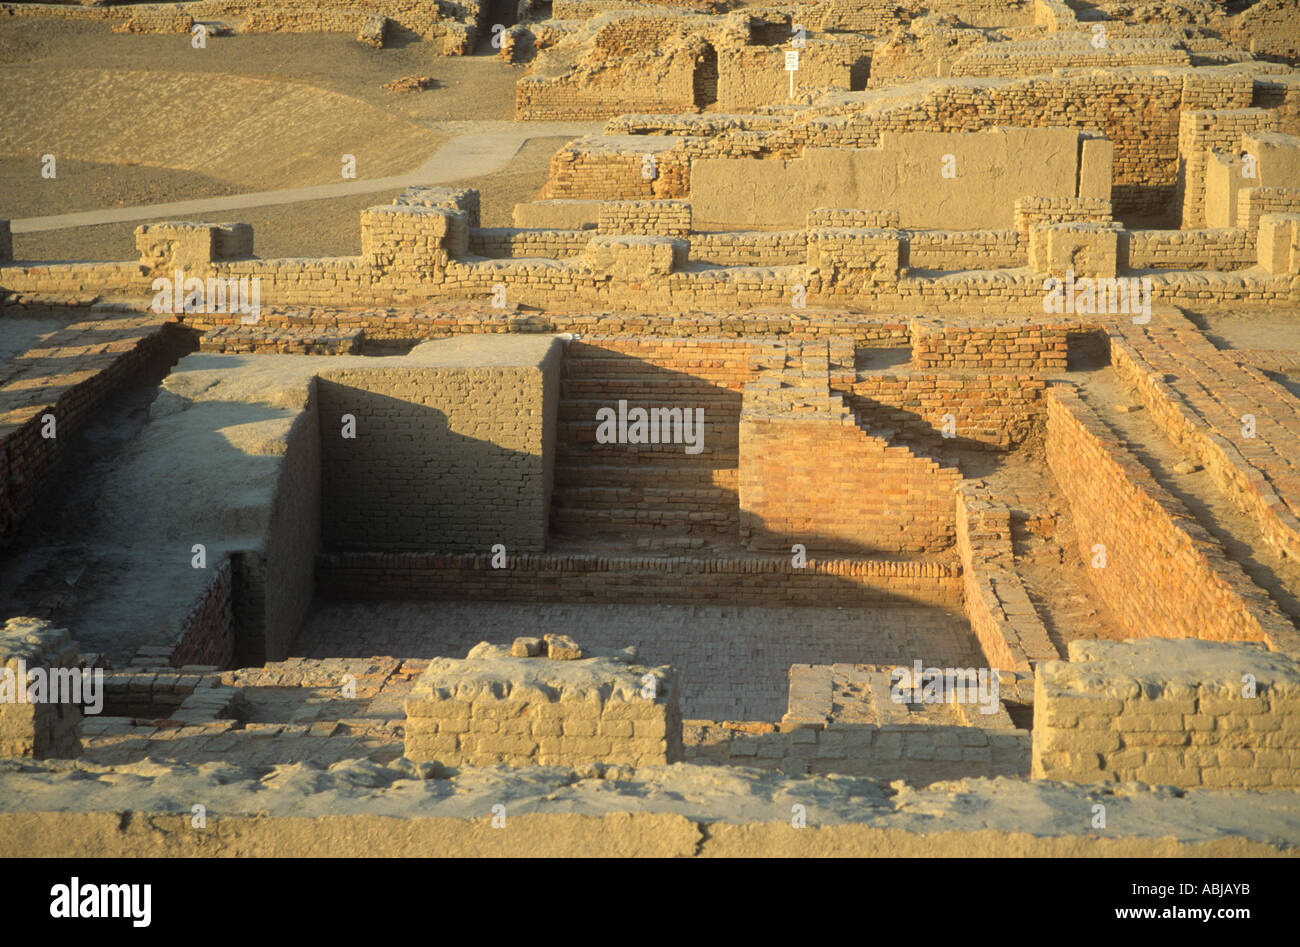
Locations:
2;0;1300;859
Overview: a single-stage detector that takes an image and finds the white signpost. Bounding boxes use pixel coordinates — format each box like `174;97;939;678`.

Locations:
785;49;799;98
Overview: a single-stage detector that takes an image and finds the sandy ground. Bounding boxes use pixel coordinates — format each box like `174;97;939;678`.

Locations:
9;136;572;260
1;18;543;257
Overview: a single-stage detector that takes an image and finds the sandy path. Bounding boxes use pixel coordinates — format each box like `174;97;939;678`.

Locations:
10;121;603;233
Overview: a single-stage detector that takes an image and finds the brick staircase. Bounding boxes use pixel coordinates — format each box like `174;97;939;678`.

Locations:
550;339;766;548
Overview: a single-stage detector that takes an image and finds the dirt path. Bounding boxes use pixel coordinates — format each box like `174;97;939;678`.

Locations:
10;122;602;234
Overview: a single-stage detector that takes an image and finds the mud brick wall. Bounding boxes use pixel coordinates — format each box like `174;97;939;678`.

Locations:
404;647;683;767
808;208;900;229
906;230;1022;270
1229;0;1300;63
841;374;1047;451
468;228;588;260
1045;387;1297;650
240;395;322;665
1013;196;1112;254
184;0;457;40
171;560;235;670
1236;185;1300;231
0;618;82;760
597;200;691;236
687;231;807;267
1124;228;1254;270
317;551;965;609
716;43;855;111
956;488;1058;677
515;45;698;120
909;320;1070;373
739;410;960;555
1107;333;1300;570
950;39;1188;78
317;341;561;554
1032;639;1300;789
540;139;689;201
0;318;179;548
1253;77;1300;136
1178;108;1278;228
687;718;1030;781
689;661;1028;781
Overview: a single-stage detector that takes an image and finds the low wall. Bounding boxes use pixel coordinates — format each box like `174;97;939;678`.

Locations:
1033;639;1300;789
1045;386;1298;651
405;643;683;767
317;551;964;609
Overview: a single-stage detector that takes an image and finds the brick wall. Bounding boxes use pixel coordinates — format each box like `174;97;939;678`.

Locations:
316;551;965;609
236;395;322;665
404;643;683;767
739;353;961;555
909;319;1071;373
1033;639;1300;789
317;339;561;554
1045;386;1298;651
0;618;82;759
171;560;235;669
841;373;1047;451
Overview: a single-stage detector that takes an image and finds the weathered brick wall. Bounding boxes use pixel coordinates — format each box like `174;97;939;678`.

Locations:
950;38;1188;78
597;200;691;236
238;394;322;665
468;228;589;260
516;43;698;120
0;618;82;760
907;230;1023;270
316;338;561;554
1178;107;1278;228
541;139;689;201
956;488;1058;677
1124;228;1254;270
687;231;807;266
316;550;965;609
171;560;235;669
739;368;961;555
1045;386;1297;650
404;642;683;767
686;662;1029;781
1033;639;1300;789
716;42;855;111
910;319;1071;373
0;317;180;548
842;373;1047;451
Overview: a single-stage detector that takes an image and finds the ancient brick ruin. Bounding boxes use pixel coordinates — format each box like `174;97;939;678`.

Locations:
2;0;1300;863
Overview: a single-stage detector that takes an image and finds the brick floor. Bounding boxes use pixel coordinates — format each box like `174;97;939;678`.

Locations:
295;600;982;721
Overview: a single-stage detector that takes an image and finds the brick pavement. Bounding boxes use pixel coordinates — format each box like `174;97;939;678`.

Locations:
295;600;982;721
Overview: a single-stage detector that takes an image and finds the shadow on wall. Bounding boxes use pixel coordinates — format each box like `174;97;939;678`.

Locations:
316;381;552;554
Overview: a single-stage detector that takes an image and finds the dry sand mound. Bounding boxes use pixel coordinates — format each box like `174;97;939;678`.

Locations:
0;66;443;190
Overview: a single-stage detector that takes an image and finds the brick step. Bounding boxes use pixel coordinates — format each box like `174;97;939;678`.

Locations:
554;464;737;488
562;358;755;377
550;506;738;533
560;379;742;398
557;444;737;465
557;403;737;424
551;484;738;510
